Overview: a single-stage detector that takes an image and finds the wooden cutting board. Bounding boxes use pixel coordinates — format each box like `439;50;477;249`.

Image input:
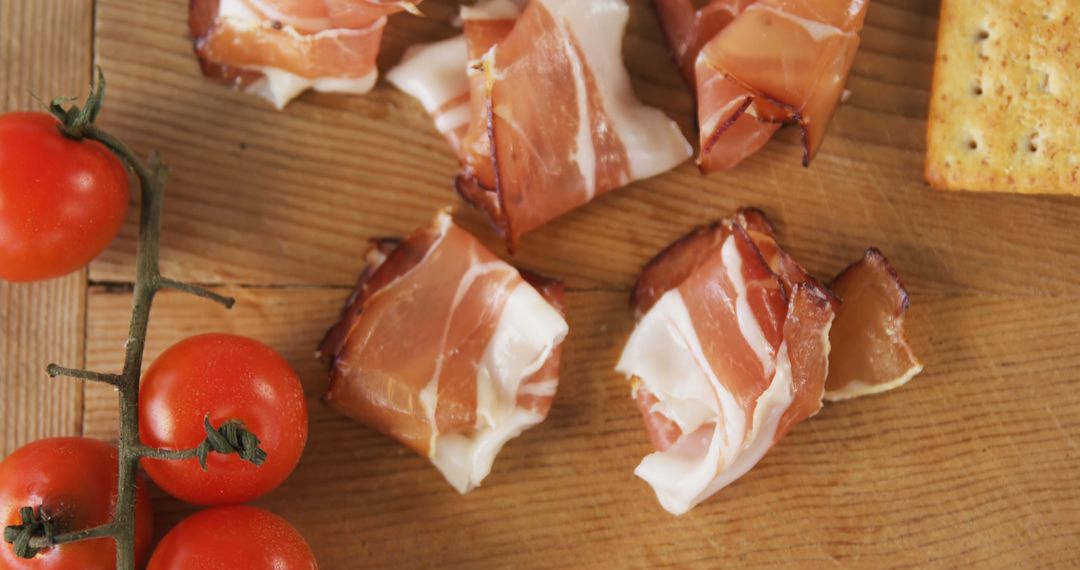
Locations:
3;0;1079;567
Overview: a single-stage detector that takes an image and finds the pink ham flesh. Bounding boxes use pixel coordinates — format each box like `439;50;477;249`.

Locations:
189;0;419;106
619;217;834;514
653;0;867;171
620;207;920;513
825;248;923;400
388;0;691;250
320;212;567;492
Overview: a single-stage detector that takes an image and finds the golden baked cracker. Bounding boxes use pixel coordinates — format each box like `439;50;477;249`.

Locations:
925;0;1079;194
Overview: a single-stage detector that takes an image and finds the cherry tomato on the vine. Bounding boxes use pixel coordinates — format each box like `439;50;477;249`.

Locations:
0;437;153;569
139;333;308;505
147;506;316;569
0;112;129;282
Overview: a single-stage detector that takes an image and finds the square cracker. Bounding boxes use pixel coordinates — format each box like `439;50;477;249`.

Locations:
925;0;1079;194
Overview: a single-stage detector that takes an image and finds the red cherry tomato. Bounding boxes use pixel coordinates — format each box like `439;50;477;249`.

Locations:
0;112;129;282
139;333;308;505
147;506;316;569
0;437;153;569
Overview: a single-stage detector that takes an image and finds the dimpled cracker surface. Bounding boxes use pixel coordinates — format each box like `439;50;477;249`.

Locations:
925;0;1079;194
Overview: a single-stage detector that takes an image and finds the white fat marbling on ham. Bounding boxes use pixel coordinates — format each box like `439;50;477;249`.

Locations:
617;232;800;515
323;210;568;495
388;0;689;246
543;0;691;181
201;0;397;108
824;361;923;402
697;76;748;139
219;0;259;19
418;254;512;450
249;66;378;110
723;235;776;379
751;4;845;41
241;0;332;30
386;35;470;114
434;104;471;135
616;292;719;436
517;377;559;398
430;280;568;493
555;20;599;200
691;342;794;504
619;282;785;515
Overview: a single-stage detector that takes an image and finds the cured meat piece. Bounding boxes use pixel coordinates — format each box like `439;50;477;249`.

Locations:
630;207;830;319
388;0;691;250
189;0;420;109
386;0;523;152
824;248;923;400
653;0;867;170
618;216;834;515
653;0;752;82
319;211;569;493
618;208;920;514
386;35;472;150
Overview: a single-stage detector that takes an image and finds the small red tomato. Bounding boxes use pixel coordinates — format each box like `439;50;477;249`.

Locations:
139;333;308;505
0;112;129;282
146;506;317;570
0;437;153;569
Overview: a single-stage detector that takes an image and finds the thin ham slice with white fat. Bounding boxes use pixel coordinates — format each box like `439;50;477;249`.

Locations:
189;0;420;108
388;0;691;249
319;211;568;493
824;248;923;400
653;0;867;170
618;208;919;514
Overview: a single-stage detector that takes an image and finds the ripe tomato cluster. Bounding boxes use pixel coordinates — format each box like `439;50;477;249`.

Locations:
0;111;315;568
0;334;314;569
140;334;314;569
0;112;130;282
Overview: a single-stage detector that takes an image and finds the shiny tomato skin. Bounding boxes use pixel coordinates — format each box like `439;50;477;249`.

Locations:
147;506;316;569
0;112;129;282
139;333;308;505
0;437;153;569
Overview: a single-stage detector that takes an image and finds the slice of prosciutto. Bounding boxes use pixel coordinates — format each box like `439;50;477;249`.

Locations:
618;208;920;514
189;0;420;109
387;0;692;249
824;248;923;400
319;211;569;493
653;0;867;171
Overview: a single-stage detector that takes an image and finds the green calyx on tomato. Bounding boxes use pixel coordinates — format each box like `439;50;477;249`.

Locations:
139;333;309;506
0;437;154;568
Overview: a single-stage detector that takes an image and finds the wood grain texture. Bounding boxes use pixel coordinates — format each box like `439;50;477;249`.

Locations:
3;0;1072;567
85;286;1080;568
87;0;1080;296
0;0;93;455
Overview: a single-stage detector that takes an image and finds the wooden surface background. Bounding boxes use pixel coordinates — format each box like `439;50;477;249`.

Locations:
2;0;1079;567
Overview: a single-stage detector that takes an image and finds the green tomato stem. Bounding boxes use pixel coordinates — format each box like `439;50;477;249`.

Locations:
2;70;238;568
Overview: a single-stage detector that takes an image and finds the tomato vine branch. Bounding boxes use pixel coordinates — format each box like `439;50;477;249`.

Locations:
1;70;244;569
46;365;122;387
3;507;117;556
135;417;268;470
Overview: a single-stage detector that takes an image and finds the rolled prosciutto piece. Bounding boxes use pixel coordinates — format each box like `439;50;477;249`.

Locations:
617;208;920;514
319;211;569;493
387;0;692;250
653;0;868;171
189;0;420;108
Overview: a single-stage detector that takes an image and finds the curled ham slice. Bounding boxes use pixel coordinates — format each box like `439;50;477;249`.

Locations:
653;0;867;171
387;0;691;250
618;208;920;514
189;0;420;108
319;211;568;493
824;248;923;400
